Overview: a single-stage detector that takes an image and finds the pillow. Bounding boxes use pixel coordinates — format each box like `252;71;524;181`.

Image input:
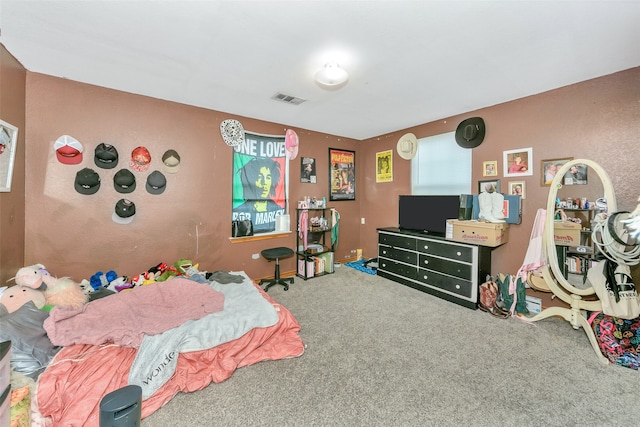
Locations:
0;302;60;380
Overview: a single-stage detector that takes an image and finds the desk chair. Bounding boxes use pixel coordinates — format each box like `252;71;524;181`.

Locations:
259;247;294;291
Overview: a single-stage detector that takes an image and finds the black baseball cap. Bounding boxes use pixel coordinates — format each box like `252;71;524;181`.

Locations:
146;170;166;195
113;168;136;194
74;167;101;195
112;199;136;224
94;143;119;169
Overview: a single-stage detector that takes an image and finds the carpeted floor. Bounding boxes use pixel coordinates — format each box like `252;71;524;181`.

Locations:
143;266;639;426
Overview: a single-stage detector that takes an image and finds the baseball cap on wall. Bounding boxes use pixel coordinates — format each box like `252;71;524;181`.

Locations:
74;167;101;195
130;146;151;172
113;168;136;193
112;199;136;224
54;135;84;165
94;143;119;169
162;149;180;173
146;170;166;195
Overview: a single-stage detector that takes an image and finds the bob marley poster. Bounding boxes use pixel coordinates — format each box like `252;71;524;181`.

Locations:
232;132;288;235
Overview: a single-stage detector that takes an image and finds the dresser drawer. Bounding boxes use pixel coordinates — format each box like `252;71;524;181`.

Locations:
378;258;417;280
416;268;474;299
415;239;473;263
418;254;471;280
379;245;417;265
379;232;416;251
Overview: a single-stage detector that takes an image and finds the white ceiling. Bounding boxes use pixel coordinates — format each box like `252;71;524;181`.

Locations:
1;0;639;140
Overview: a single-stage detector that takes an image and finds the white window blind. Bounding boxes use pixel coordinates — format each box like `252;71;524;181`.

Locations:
411;131;471;195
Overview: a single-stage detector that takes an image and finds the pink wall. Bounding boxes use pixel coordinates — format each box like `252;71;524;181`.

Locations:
24;73;361;281
358;67;640;285
16;66;640;287
0;44;27;284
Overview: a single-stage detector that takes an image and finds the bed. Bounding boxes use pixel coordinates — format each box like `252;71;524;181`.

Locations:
13;270;304;426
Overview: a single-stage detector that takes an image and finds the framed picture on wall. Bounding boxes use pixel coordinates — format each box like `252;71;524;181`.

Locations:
301;157;317;183
0;119;18;192
478;179;500;194
508;181;526;199
329;148;355;201
563;163;588;185
376;150;393;183
503;147;533;177
540;157;573;186
482;160;498;177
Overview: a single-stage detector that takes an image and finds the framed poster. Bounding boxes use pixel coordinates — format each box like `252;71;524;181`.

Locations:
503;147;533;177
301;157;316;183
329;148;355;201
0;119;18;192
541;157;573;186
376;150;393;183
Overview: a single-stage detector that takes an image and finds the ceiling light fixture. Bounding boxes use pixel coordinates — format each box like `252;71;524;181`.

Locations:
314;62;349;89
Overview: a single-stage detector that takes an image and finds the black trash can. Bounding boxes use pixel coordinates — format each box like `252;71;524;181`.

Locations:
99;385;142;427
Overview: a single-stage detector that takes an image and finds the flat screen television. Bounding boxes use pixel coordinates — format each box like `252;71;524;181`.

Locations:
398;195;460;237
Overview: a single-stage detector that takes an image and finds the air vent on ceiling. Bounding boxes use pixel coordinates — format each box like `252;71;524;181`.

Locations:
271;92;306;105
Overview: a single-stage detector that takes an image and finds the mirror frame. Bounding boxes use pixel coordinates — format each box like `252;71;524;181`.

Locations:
542;159;616;307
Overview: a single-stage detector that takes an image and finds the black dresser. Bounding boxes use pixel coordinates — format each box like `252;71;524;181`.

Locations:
377;227;492;309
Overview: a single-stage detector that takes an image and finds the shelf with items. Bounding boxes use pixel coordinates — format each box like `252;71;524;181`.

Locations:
296;207;335;280
553;206;604;288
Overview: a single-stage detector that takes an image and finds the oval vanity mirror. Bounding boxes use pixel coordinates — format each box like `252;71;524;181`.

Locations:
530;158;619;364
541;159;617;307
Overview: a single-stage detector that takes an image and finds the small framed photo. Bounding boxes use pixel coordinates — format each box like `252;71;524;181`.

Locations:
563;162;588;186
478;179;500;194
503;147;533;177
483;160;498;177
0;119;18;192
301;157;317;183
508;181;526;199
541;157;573;186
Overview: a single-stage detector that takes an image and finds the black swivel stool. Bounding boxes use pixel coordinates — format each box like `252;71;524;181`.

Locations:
259;247;294;292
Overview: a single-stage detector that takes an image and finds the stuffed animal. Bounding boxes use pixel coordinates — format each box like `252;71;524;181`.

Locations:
89;270;118;291
0;285;47;314
13;264;50;291
14;264;88;310
41;275;88;309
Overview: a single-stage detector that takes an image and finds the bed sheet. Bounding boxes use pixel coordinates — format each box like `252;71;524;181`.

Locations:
36;275;304;426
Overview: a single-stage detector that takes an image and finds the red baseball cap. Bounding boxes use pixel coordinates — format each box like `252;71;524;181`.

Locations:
130;146;151;172
53;135;84;165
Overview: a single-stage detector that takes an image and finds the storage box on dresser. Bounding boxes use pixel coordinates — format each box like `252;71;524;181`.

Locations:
377;228;492;309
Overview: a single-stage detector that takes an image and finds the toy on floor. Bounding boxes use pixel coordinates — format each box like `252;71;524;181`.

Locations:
0;285;47;314
13;264;50;291
14;264;87;309
42;276;88;309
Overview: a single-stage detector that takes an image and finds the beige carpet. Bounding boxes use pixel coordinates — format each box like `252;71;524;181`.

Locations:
143;266;638;426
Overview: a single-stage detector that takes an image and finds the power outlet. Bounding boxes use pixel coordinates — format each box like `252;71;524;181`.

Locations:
251;253;260;260
361;217;365;224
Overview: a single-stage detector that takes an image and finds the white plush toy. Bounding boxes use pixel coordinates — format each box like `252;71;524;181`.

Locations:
13;264;50;290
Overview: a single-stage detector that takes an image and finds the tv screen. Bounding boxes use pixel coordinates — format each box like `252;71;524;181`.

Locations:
398;195;460;236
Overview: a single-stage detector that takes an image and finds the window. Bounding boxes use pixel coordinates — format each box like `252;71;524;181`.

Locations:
411;131;471;195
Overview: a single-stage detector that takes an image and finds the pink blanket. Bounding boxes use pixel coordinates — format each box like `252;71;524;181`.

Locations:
43;278;225;347
37;283;305;426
